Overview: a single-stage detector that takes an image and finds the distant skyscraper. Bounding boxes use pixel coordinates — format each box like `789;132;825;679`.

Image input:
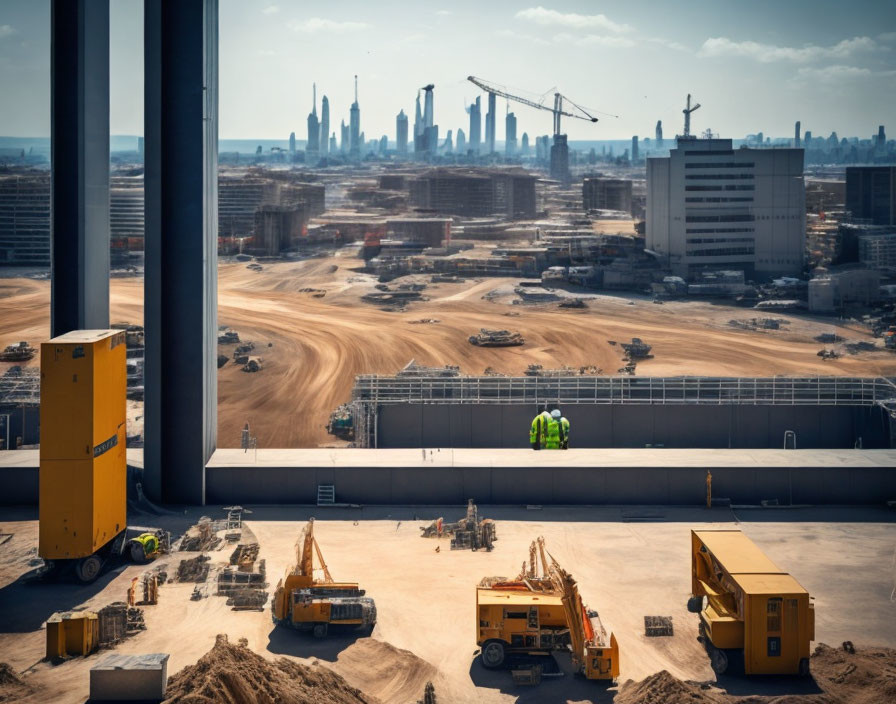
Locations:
878;125;887;148
422;85;436;156
414;91;424;156
396;109;408;155
631;136;639;162
329;133;337;154
521;132;529;155
379;135;388;154
794;121;801;148
137;136;144;159
550;135;569;182
485;92;496;154
442;129;453;154
340;120;349;153
655;120;663;148
468;96;481;155
288;131;296;154
456;128;466;154
306;83;320;163
804;130;812;148
350;76;361;159
320;95;329;157
505;110;517;156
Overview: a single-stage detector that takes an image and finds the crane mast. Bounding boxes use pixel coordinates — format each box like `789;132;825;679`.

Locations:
682;93;701;138
467;75;598;137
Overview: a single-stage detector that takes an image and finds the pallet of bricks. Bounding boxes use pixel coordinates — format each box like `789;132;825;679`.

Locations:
217;543;267;610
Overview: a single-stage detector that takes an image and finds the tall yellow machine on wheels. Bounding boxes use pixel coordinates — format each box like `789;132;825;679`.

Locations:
688;529;814;676
476;537;619;682
271;519;376;638
39;331;166;583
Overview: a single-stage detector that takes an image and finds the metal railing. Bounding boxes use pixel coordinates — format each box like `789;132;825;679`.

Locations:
352;375;896;407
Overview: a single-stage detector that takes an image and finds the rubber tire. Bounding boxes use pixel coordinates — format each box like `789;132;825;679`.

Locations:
75;555;103;584
480;640;506;669
799;657;810;677
129;541;148;564
687;596;703;613
313;623;328;639
710;647;729;675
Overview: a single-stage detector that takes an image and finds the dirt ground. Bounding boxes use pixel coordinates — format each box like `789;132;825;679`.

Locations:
0;505;893;703
2;247;894;449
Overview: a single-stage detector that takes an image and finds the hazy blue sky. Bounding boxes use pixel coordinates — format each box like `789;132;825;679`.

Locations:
1;0;895;141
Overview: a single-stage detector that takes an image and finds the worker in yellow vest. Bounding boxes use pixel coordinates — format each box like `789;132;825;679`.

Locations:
545;409;562;449
559;413;570;450
529;407;552;450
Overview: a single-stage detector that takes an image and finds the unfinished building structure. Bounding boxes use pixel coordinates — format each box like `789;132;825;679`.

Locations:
409;168;537;219
0;171;51;266
583;177;632;213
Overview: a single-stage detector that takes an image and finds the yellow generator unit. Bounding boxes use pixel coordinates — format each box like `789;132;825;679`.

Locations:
39;330;127;581
46;611;99;659
689;529;815;676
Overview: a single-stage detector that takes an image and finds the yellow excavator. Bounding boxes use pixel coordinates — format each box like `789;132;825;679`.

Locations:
476;537;619;682
271;519;376;638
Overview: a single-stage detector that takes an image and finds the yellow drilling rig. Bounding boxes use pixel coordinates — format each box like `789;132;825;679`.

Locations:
476;537;619;683
271;519;376;638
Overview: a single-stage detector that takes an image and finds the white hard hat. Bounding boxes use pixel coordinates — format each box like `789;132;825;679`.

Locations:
551;409;561;418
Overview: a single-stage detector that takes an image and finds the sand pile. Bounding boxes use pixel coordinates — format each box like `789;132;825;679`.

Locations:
615;643;896;704
0;663;34;703
331;638;437;704
162;635;375;704
808;643;896;704
616;670;722;704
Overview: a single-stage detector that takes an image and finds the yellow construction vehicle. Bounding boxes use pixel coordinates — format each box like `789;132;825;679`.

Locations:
271;519;376;638
688;529;814;676
476;537;619;682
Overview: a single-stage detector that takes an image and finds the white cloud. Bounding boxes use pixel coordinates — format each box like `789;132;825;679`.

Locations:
698;35;879;63
515;6;630;33
878;32;896;42
261;5;279;15
794;65;873;82
436;10;452;16
0;25;17;38
645;36;690;52
554;32;636;48
289;18;367;33
495;29;550;46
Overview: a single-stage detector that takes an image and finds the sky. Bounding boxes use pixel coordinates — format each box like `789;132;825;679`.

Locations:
0;0;895;142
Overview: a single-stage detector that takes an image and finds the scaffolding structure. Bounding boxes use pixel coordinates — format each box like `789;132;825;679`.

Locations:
349;375;896;448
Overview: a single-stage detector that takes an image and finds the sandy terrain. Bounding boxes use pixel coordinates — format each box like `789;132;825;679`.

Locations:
0;505;893;703
2;249;895;448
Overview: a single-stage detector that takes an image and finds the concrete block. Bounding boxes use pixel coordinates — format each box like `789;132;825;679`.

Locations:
90;653;169;701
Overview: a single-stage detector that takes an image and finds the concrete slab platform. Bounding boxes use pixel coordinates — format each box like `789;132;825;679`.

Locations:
89;652;169;701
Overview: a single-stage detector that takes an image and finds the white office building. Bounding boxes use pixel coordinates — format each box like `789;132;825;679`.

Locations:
647;137;805;280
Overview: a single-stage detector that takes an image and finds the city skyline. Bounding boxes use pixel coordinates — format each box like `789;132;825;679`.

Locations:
0;1;894;142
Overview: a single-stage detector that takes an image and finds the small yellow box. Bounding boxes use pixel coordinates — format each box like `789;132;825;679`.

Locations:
46;611;99;658
39;330;127;560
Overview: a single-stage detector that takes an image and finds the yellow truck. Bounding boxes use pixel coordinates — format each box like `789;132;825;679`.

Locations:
688;529;814;676
476;537;619;682
39;331;166;582
271;519;376;638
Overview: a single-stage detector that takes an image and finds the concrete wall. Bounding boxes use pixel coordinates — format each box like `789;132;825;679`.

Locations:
202;464;896;506
376;404;890;449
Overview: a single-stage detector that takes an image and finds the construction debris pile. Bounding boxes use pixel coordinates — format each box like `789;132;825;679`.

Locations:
178;517;221;552
217;543;267;611
0;662;36;702
161;634;374;704
0;341;35;361
728;318;787;331
176;555;211;583
396;359;460;377
420;499;496;551
468;329;525;347
525;363;602;377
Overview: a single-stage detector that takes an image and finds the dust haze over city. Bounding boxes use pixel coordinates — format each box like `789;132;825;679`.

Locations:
1;2;896;704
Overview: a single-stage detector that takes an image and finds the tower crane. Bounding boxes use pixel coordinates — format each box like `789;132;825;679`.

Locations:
467;75;601;136
682;93;701;138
